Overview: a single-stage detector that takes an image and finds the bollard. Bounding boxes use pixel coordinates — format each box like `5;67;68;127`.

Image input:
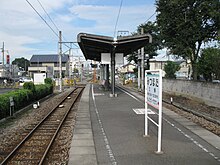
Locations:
170;97;173;104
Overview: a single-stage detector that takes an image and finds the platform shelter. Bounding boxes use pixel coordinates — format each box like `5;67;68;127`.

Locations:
77;33;152;96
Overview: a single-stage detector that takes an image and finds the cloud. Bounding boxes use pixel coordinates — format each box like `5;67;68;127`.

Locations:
0;0;71;60
0;0;156;61
69;4;156;36
0;31;40;59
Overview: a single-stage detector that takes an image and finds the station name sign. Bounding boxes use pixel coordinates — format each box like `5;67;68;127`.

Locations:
145;69;163;154
146;74;160;109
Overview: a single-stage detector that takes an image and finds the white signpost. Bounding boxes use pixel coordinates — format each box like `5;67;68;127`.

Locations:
144;69;163;154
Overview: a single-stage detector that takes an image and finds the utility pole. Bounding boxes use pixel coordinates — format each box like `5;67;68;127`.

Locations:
138;49;141;91
69;48;71;79
141;28;145;91
59;31;62;92
2;42;5;77
79;57;83;82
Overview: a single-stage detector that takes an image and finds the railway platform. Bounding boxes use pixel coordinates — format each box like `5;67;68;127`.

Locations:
68;83;220;165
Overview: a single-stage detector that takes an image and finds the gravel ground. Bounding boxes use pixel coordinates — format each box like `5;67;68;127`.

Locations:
122;84;220;137
163;92;220;121
0;88;76;164
44;91;81;164
163;92;220;136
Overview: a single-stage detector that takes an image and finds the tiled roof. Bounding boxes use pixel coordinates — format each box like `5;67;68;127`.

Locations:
30;54;69;63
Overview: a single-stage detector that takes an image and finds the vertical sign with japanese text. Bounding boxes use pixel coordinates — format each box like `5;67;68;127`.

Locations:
146;74;160;109
145;69;163;154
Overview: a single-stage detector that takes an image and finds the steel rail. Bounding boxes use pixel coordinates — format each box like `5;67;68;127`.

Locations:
162;100;220;126
39;87;84;164
116;85;220;126
0;87;84;165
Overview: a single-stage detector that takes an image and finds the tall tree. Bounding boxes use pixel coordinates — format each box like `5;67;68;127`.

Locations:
156;0;220;80
127;21;163;68
164;61;181;79
198;47;220;81
12;57;30;71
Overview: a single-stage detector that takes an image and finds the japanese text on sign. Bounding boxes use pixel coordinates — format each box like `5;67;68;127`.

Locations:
146;74;160;109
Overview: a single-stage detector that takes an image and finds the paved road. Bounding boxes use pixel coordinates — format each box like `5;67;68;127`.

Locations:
89;84;220;165
0;88;16;94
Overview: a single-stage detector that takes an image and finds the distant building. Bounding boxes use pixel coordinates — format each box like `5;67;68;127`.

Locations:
175;60;192;79
0;63;21;83
149;59;166;76
28;54;70;78
119;63;135;73
149;58;191;79
118;63;136;80
0;63;5;77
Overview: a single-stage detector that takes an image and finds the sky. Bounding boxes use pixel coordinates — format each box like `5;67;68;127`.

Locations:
0;0;157;62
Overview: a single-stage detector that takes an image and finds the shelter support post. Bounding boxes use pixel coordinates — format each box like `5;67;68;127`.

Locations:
138;49;141;91
100;64;104;81
104;64;110;91
110;51;117;97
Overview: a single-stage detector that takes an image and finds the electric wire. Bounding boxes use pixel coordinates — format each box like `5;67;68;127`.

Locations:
26;0;79;50
113;0;123;38
26;0;59;38
144;11;156;23
36;0;78;48
36;0;60;32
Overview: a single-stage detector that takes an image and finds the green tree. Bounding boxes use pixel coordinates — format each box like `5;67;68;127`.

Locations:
198;47;220;81
127;21;163;68
156;0;220;80
164;61;181;79
12;57;30;71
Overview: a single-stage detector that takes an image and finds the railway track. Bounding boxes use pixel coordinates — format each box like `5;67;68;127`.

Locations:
0;86;84;165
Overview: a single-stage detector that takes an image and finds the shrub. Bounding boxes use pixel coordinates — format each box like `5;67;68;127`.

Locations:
23;82;36;93
0;95;10;118
44;78;53;85
12;89;34;110
0;89;33;119
35;84;53;100
0;83;53;120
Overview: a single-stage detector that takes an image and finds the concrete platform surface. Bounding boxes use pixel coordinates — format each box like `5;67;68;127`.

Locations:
68;84;97;165
68;84;220;165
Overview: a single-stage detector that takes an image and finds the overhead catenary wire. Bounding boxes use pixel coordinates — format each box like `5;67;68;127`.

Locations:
36;0;78;48
36;0;60;32
26;0;79;50
26;0;59;38
144;11;156;23
113;0;123;38
36;0;79;49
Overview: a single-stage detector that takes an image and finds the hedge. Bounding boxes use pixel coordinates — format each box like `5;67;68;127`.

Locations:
35;84;53;100
0;83;53;120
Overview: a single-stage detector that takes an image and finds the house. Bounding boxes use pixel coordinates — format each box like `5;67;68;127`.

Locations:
118;63;136;80
175;60;191;79
28;54;70;78
149;57;191;79
149;59;167;77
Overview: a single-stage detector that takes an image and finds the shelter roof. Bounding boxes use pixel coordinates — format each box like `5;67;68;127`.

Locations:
77;33;152;61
